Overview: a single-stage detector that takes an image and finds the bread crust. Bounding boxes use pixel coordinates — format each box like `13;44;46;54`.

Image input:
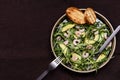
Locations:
84;8;96;24
66;7;86;24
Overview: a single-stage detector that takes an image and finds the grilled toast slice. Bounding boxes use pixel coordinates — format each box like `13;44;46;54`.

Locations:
84;8;96;24
66;7;86;24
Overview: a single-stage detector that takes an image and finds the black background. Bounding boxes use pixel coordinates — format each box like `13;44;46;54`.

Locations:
0;0;120;80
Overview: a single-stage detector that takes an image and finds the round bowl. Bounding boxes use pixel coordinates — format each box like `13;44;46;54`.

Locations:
50;9;116;73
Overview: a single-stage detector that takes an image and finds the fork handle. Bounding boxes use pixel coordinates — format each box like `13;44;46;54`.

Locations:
98;25;120;53
36;70;49;80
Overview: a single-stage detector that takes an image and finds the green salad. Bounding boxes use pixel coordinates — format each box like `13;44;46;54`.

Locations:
52;18;112;71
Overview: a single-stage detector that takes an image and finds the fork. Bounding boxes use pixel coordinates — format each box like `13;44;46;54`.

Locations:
95;25;120;58
36;56;62;80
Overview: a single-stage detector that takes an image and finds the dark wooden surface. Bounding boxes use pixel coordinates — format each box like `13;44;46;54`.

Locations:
0;0;120;80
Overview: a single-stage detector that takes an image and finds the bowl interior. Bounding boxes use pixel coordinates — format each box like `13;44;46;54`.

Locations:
51;9;116;73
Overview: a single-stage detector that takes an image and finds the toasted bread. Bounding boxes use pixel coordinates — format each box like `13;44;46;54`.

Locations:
66;7;86;24
84;8;96;24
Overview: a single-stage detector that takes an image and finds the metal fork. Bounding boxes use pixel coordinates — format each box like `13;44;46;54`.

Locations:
36;56;62;80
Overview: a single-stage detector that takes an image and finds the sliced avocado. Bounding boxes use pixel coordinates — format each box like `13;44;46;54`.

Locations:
85;34;99;45
71;53;81;62
62;24;75;32
96;54;106;62
59;43;68;55
73;35;77;39
88;40;95;44
81;32;86;37
85;37;95;44
94;34;99;41
85;38;89;44
98;35;102;42
101;32;107;38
